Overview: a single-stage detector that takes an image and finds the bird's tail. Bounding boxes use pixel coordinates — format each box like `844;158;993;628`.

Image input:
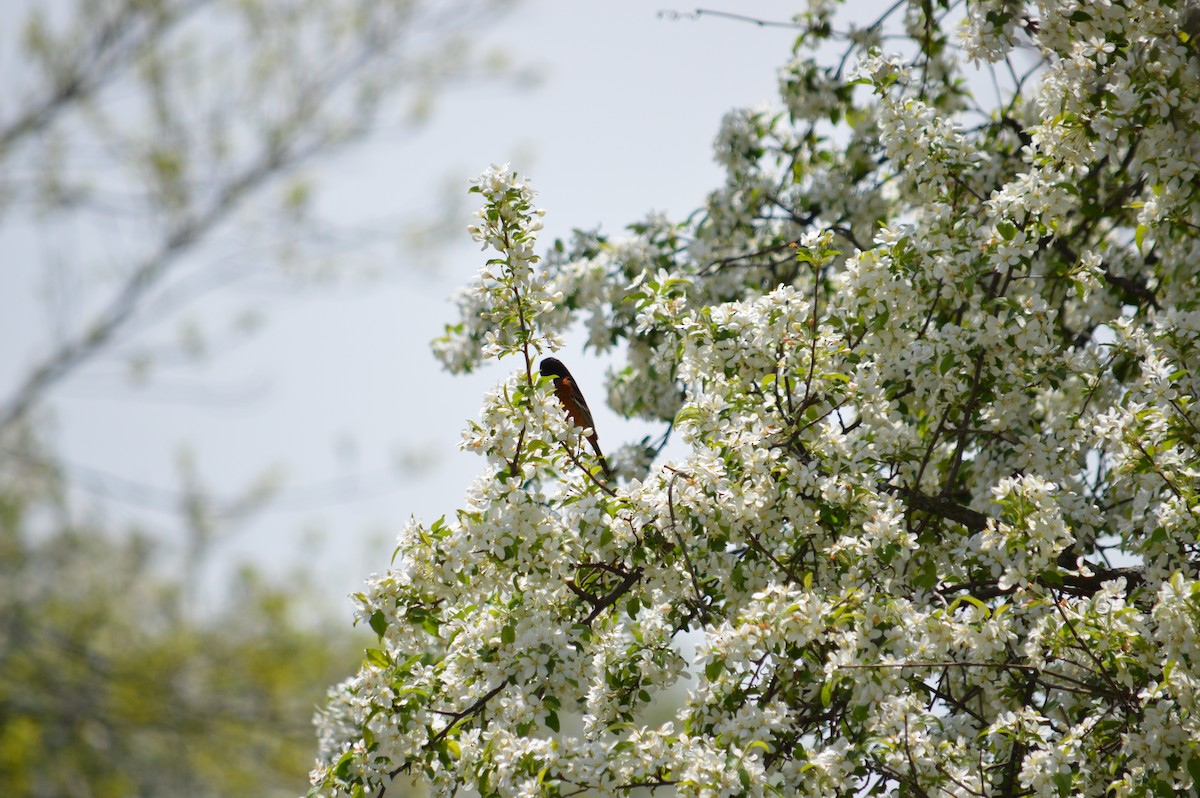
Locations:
588;436;613;480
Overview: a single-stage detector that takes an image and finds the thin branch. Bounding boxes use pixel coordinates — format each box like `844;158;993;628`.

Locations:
0;107;330;433
665;466;709;623
386;679;510;791
579;566;643;627
657;9;800;29
0;0;211;150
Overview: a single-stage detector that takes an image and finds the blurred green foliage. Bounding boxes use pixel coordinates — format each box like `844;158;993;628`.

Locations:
0;459;366;797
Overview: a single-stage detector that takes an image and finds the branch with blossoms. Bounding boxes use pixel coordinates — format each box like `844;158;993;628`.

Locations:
313;3;1200;797
565;563;643;627
312;168;689;798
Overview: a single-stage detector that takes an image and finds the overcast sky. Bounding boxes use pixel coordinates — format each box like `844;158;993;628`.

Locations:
4;2;813;615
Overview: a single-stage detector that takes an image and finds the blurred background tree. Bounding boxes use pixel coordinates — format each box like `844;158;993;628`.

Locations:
0;0;522;794
0;472;357;797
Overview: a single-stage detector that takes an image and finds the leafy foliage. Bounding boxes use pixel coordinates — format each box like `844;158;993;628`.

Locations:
314;2;1200;796
0;449;363;797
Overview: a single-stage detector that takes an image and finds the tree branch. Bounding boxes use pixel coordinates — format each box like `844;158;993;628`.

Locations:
892;486;1165;599
0;113;328;433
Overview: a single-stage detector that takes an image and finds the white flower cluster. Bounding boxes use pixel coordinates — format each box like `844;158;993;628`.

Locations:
976;475;1074;591
961;0;1026;62
312;2;1200;796
432;164;562;373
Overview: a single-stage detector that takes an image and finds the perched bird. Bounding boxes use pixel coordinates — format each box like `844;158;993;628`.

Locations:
540;357;612;478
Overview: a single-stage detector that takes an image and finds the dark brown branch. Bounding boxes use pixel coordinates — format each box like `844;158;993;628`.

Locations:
386;678;510;792
700;241;799;275
1052;239;1160;312
665;466;709;623
939;565;1151;602
560;442;616;496
579;567;643;627
887;485;991;533
891;486;1164;599
998;670;1038;798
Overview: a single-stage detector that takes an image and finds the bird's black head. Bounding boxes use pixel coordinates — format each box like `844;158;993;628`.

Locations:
540;357;570;379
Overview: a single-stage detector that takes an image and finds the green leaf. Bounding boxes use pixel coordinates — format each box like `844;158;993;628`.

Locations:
948;594;991;616
369;609;388;638
912;558;939;590
1187;755;1200;792
1148;778;1175;798
333;749;355;781
1112;352;1140;382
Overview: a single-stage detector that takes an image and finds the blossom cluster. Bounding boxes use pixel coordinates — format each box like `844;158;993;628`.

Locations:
311;2;1200;796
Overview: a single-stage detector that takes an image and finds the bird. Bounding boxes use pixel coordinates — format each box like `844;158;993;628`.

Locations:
540;357;612;478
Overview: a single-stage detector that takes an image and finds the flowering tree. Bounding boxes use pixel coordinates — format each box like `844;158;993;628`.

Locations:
311;1;1200;796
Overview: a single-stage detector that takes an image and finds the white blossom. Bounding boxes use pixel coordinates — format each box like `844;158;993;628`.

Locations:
312;3;1200;796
